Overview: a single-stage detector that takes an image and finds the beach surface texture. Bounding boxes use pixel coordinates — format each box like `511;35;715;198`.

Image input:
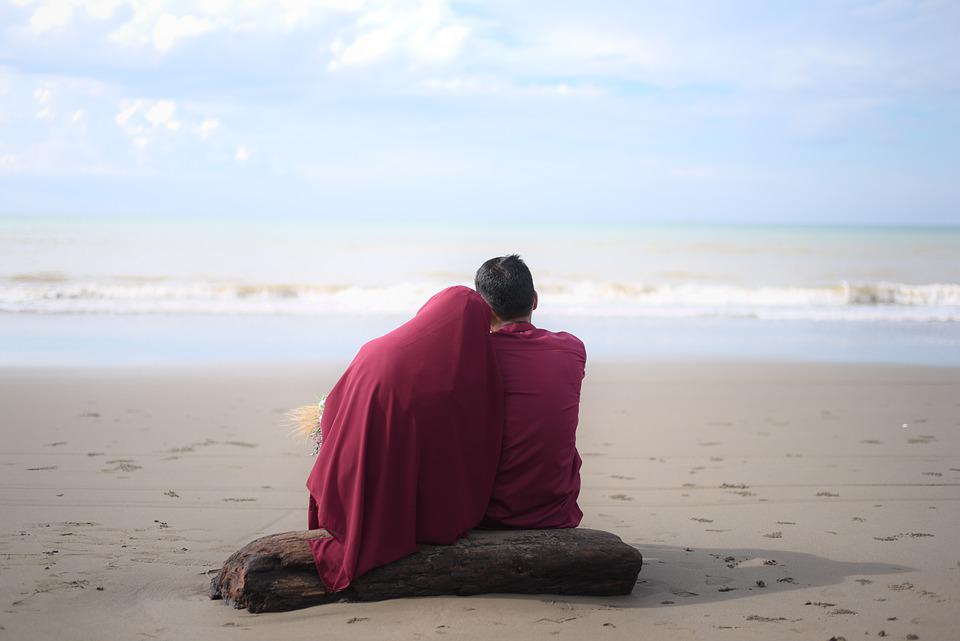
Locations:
1;361;958;640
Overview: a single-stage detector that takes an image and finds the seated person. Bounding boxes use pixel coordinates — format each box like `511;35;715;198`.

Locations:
305;286;504;592
475;255;586;529
304;262;584;593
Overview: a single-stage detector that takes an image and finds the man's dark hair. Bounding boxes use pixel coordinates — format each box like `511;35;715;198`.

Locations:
475;254;536;320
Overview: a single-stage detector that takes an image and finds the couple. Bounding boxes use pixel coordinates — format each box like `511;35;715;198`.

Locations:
306;255;586;592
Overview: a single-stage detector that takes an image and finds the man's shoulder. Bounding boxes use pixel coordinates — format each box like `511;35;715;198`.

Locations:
495;325;586;358
545;329;586;355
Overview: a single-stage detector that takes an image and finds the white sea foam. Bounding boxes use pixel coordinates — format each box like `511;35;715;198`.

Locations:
2;278;959;321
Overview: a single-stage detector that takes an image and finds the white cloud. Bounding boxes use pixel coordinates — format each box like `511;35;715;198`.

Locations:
151;13;213;53
7;0;958;106
421;75;504;94
420;75;605;99
28;0;125;24
508;29;677;78
115;99;142;128
28;3;74;32
83;0;124;20
486;21;883;96
144;99;180;130
33;87;52;103
234;145;250;162
114;98;186;149
196;118;219;140
99;0;366;53
329;0;471;69
71;109;86;123
525;81;605;99
31;85;55;119
332;23;403;67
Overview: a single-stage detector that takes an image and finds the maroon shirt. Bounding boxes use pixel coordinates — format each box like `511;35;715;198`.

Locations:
483;321;586;528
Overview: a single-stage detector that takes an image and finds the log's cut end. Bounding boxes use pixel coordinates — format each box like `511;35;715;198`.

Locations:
210;528;642;613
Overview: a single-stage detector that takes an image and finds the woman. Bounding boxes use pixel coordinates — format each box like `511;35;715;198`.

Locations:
305;286;503;592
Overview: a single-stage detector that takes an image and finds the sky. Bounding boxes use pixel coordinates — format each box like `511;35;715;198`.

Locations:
0;0;958;225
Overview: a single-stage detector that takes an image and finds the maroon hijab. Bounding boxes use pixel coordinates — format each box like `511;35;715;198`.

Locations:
306;286;503;591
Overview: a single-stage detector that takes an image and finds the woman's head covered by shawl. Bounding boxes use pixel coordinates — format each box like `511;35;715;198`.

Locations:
305;286;504;591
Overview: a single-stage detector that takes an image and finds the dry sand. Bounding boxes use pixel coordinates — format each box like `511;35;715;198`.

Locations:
1;361;958;640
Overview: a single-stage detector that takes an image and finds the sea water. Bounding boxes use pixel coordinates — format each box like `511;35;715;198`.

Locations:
2;216;959;366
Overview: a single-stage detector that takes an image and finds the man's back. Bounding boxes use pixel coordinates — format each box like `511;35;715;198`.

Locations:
483;321;585;529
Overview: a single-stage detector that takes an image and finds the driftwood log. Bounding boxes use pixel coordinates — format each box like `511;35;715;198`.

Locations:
210;528;643;613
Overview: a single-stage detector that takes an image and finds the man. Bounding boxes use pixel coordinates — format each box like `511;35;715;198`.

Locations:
475;254;586;529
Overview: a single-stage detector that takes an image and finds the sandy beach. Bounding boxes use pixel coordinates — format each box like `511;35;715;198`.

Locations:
5;0;959;637
1;360;958;640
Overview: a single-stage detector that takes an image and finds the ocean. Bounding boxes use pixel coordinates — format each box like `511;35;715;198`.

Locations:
2;216;959;366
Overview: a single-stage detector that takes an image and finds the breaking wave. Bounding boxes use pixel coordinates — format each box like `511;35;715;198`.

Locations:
1;277;959;321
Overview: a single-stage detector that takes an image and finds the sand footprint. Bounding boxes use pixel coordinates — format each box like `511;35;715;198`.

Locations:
101;460;142;473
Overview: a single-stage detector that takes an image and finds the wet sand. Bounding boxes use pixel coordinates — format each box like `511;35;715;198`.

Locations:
1;361;958;640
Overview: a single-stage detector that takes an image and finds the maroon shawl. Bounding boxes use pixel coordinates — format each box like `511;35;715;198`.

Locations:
306;286;503;591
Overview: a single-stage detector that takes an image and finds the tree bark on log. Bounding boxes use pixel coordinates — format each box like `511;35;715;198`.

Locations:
210;528;643;613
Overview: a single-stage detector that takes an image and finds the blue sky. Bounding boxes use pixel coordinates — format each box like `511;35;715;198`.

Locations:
1;0;958;224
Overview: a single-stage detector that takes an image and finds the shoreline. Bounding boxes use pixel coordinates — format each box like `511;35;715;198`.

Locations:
4;313;960;369
5;356;960;375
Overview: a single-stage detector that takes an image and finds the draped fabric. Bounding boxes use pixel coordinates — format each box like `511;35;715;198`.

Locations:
306;286;504;592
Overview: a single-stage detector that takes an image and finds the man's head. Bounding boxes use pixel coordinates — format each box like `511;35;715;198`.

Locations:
475;254;538;325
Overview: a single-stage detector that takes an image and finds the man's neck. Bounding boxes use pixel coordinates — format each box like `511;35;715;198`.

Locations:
490;315;532;332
